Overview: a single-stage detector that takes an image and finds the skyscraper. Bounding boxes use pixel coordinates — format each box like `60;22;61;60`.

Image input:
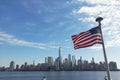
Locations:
10;61;15;71
91;57;95;63
72;55;76;67
48;57;54;66
68;54;71;63
45;57;48;64
59;47;62;69
68;54;72;68
33;60;35;66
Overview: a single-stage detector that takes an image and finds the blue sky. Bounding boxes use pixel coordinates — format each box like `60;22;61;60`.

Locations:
0;0;120;68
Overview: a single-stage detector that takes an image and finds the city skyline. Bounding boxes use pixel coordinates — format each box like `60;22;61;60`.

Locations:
1;47;120;68
0;47;119;71
0;0;120;69
0;53;118;71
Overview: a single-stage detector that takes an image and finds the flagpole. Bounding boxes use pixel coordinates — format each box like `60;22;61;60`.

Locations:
96;17;111;80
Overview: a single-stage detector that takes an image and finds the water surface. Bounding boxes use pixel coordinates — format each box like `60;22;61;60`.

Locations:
0;71;119;80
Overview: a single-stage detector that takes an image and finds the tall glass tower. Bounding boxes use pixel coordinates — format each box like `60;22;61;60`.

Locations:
59;47;62;69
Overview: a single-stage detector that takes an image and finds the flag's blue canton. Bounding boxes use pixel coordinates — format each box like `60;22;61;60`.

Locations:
89;27;100;34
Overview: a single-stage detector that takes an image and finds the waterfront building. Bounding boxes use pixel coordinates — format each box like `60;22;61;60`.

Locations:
91;57;95;63
78;56;83;70
54;57;60;70
35;63;41;71
24;62;27;69
83;60;89;70
10;61;15;71
16;64;19;70
63;58;69;70
99;62;106;70
33;60;35;66
109;61;117;70
59;47;62;68
45;57;48;64
47;57;54;66
90;57;96;70
68;54;72;69
40;63;48;71
68;54;71;63
72;55;76;67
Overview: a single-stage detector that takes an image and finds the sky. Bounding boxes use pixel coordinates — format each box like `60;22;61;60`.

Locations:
0;0;120;68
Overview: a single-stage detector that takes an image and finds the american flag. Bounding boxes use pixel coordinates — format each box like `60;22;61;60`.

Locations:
72;27;102;49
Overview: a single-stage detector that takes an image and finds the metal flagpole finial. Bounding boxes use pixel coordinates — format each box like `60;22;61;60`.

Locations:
95;17;103;26
96;17;103;22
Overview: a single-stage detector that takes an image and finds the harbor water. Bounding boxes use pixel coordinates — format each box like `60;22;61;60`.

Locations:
0;71;119;80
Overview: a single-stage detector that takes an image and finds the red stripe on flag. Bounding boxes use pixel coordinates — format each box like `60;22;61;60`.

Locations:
74;34;101;45
71;28;102;49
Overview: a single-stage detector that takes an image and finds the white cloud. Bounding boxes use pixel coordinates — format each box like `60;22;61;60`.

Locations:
77;0;119;6
78;17;95;22
77;5;110;16
0;32;57;50
72;0;120;48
